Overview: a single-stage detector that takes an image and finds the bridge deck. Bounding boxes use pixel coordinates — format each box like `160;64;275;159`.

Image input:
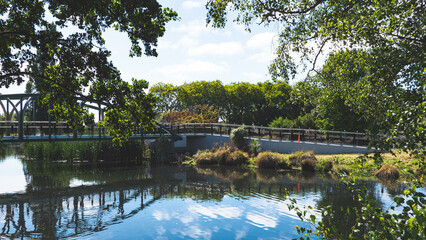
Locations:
0;134;176;142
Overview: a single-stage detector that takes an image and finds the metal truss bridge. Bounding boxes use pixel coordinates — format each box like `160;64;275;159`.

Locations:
0;93;181;143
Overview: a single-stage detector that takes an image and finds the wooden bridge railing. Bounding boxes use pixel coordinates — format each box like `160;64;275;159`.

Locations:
160;122;381;146
0;121;180;142
1;121;386;146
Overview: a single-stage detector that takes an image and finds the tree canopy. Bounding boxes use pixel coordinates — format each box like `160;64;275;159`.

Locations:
150;80;296;126
0;0;178;143
206;0;425;155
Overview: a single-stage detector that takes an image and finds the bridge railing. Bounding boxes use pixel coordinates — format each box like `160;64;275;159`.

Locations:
0;121;179;141
161;122;380;146
1;121;385;146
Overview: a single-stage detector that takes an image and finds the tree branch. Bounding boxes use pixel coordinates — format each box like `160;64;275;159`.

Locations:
262;0;325;15
308;38;330;75
0;31;34;38
386;33;424;44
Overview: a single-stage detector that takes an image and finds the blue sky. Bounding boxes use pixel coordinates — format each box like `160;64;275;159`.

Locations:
2;0;312;95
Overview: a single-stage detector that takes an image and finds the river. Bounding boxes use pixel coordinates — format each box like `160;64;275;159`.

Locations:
0;154;417;239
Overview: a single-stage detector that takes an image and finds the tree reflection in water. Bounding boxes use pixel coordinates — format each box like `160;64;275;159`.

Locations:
0;160;405;239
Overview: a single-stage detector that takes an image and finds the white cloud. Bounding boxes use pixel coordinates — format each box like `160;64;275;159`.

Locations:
172;20;213;37
243;72;266;81
246;32;277;50
152;210;171;221
188;41;244;56
246;51;276;63
159;36;199;50
181;1;205;10
155;60;226;74
246;212;278;229
188;204;243;219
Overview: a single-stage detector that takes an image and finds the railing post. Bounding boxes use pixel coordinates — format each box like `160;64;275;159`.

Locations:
18;97;23;140
279;129;282;141
290;128;293;141
258;127;261;139
32;99;36;121
98;103;102;139
220;125;222;136
210;124;213;135
356;131;359;145
269;128;271;139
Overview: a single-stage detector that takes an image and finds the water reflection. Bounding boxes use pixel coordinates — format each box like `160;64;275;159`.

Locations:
0;157;408;239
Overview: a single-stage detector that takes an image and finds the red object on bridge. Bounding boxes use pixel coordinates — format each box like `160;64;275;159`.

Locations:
298;134;300;143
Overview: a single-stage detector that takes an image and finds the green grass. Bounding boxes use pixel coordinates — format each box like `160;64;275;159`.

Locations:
24;140;148;163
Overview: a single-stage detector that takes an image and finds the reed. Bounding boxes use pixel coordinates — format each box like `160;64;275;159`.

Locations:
24;140;148;162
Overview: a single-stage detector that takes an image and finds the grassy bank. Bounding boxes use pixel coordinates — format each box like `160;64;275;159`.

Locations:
183;145;423;182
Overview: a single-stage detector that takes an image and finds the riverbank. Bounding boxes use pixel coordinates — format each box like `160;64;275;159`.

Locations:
182;146;424;182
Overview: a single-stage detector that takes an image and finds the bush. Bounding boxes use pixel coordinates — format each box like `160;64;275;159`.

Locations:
375;164;399;181
193;145;249;166
315;159;333;173
213;145;231;164
249;139;261;156
269;117;294;128
301;157;316;172
288;151;315;167
230;125;248;149
256;152;291;169
225;151;249;166
293;112;317;129
193;150;218;165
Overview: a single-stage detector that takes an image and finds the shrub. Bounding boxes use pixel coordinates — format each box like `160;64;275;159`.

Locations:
225;151;249;166
193;150;218;165
293;112;317;129
230;125;247;149
256;152;291;169
213;146;231;164
269;117;294;128
375;164;399;181
301;157;316;172
289;151;315;167
256;152;279;168
315;159;333;173
249;139;261;156
277;157;292;170
193;145;249;166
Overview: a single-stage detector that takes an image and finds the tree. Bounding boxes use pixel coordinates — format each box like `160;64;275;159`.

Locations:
0;0;178;143
206;0;425;155
149;83;180;113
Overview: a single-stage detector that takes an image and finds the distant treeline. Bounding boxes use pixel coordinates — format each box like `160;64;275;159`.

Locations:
149;79;371;132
